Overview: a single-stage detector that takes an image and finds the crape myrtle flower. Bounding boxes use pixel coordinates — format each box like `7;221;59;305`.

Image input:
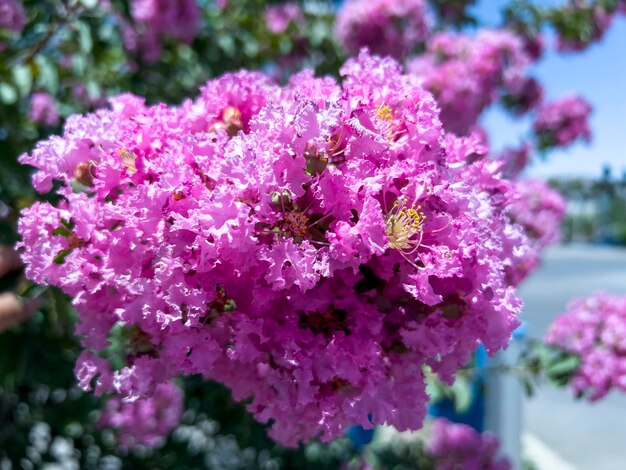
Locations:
546;293;626;401
533;95;592;150
18;51;524;446
120;0;201;62
0;0;26;33
29;92;60;127
505;179;565;285
335;0;430;59
427;418;512;470
556;3;614;53
509;179;565;251
407;29;533;135
495;143;531;180
265;2;304;34
98;382;184;449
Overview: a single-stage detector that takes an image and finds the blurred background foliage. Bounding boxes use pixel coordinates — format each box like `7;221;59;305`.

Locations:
0;0;622;468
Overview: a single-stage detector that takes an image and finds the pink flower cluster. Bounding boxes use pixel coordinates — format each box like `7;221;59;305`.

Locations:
427;418;511;470
18;52;523;446
496;144;530;180
557;4;614;52
441;134;537;287
533;96;592;149
29;92;60;127
510;179;565;250
99;382;184;449
334;0;430;59
546;292;626;401
0;0;26;33
265;2;304;34
506;179;565;285
407;30;536;135
122;0;201;62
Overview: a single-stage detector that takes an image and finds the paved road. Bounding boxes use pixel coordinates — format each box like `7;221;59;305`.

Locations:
518;244;626;470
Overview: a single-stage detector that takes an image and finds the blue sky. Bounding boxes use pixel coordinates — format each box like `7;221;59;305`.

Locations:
473;3;626;180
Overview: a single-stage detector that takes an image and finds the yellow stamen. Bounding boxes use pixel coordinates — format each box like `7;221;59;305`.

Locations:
119;149;137;174
385;197;426;252
376;103;394;122
284;211;310;238
375;103;405;142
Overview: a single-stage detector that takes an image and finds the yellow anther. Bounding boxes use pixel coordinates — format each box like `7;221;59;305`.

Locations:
376;103;394;122
375;103;408;143
385;197;426;252
119;149;137;175
284;211;310;238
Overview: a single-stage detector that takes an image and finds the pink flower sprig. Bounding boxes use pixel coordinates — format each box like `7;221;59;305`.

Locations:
265;3;304;34
335;0;430;59
18;51;524;446
0;0;26;33
533;96;592;150
408;29;535;135
427;418;512;470
99;382;184;449
556;4;614;52
546;292;626;401
29;92;60;127
505;179;565;285
120;0;201;62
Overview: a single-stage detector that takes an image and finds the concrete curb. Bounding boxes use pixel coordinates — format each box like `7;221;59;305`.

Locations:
523;433;578;470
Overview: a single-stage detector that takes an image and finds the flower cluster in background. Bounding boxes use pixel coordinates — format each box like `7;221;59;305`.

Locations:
427;418;511;470
545;292;626;401
555;2;615;52
18;51;526;446
28;92;60;127
506;179;566;284
0;0;26;33
264;2;304;34
496;144;531;180
335;0;431;59
533;96;593;150
510;179;566;250
121;0;202;63
99;382;184;449
334;0;612;160
407;29;535;136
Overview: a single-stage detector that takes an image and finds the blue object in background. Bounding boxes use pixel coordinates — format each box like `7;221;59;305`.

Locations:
428;381;485;432
428;344;488;432
347;324;528;446
346;425;375;449
428;323;527;434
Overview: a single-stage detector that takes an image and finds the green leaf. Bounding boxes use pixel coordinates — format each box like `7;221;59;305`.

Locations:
53;249;72;265
547;354;580;378
451;375;473;413
521;377;535;398
531;343;554;368
52;226;71;237
35;55;59;93
60;218;75;230
12;64;33;97
76;20;93;54
85;80;101;101
0;82;18;104
217;35;236;57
